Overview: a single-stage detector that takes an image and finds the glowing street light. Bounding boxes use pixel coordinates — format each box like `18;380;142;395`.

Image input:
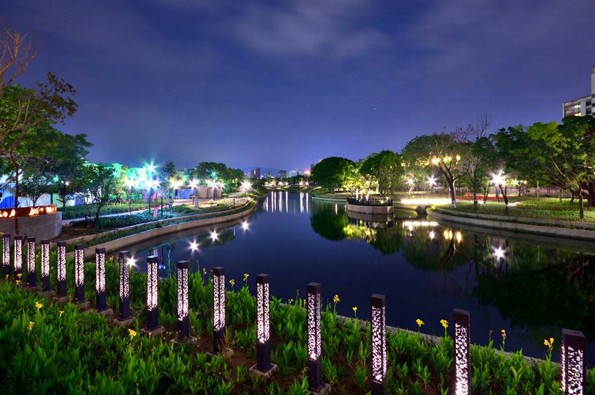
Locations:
118;251;132;321
13;235;23;278
241;180;252;192
74;244;85;302
561;328;586;394
177;260;190;339
453;309;471;395
145;255;160;331
57;241;67;297
27;237;36;288
40;240;50;292
2;233;10;277
427;175;437;192
212;266;226;353
95;248;108;312
371;294;387;395
307;282;324;392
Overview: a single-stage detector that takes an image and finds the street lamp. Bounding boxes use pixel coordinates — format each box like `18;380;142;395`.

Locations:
427;175;437;193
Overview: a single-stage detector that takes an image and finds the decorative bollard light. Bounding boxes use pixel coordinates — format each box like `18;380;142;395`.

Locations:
453;309;471;395
2;233;10;277
57;241;67;297
118;251;132;321
13;235;23;278
561;328;586;395
146;255;159;331
177;260;190;339
40;240;50;292
212;266;226;353
27;237;36;287
95;248;107;311
74;244;85;302
256;274;272;372
307;282;325;392
371;294;387;395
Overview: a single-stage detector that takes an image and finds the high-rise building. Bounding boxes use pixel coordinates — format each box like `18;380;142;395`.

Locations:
249;168;261;179
562;66;595;117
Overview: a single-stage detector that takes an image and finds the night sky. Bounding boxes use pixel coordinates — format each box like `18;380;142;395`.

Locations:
3;0;595;171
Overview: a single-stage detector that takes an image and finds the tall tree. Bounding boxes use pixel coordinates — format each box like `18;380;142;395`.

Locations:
311;157;356;192
359;150;404;195
0;24;37;97
78;164;118;226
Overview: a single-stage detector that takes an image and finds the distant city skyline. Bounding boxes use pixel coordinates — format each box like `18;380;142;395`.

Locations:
4;0;595;170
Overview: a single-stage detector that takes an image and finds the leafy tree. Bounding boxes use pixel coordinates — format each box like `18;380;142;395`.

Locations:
527;116;595;219
193;162;244;192
311;157;356;192
401;132;471;206
77;164;118;226
359;150;403;195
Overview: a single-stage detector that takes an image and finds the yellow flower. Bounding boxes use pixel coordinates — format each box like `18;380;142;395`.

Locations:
15;280;21;285
243;273;249;282
59;311;64;317
333;294;340;304
128;329;137;338
501;329;506;341
416;318;425;328
440;319;449;329
544;337;554;351
287;298;294;305
35;301;43;311
17;273;22;279
28;321;34;331
229;279;235;287
352;306;358;315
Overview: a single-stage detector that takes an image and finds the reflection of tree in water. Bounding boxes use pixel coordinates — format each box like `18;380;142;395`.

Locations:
310;203;348;241
473;241;595;339
401;226;471;271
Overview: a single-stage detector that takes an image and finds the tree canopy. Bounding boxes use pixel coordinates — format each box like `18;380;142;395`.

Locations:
311;157;355;192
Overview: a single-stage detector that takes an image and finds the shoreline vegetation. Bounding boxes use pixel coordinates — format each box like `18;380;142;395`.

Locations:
2;263;593;394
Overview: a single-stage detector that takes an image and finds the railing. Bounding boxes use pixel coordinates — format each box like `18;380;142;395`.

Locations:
347;196;393;206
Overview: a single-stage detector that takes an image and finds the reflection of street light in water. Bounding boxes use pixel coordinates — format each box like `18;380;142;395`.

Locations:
241;221;249;231
210;230;219;242
428;230;435;240
189;241;199;252
492;245;506;261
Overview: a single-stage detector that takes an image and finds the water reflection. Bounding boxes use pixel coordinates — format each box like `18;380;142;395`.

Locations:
264;191;310;213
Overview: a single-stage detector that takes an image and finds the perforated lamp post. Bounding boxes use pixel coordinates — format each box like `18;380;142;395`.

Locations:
453;309;471;395
95;248;107;311
212;266;226;353
177;260;190;339
57;241;67;297
40;240;50;292
371;294;387;395
2;233;11;276
13;235;23;278
256;274;272;372
561;328;586;395
118;251;132;321
74;244;85;302
27;237;36;287
145;255;159;331
307;282;324;391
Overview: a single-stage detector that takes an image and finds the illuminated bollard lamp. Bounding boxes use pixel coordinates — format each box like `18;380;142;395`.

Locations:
40;240;51;292
212;266;226;353
370;294;387;395
2;233;11;277
142;255;164;335
249;273;278;377
56;241;67;298
176;260;190;339
27;237;36;288
561;328;586;395
13;235;23;279
306;282;330;393
453;309;471;395
95;248;108;312
117;251;132;322
74;244;85;302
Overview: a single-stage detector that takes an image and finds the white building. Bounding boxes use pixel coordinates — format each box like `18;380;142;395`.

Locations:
562;66;595;117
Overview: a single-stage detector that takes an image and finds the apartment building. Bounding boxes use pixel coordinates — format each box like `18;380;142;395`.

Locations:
562;66;595;117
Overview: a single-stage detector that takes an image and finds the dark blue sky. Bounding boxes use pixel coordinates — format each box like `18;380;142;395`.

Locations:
4;0;595;171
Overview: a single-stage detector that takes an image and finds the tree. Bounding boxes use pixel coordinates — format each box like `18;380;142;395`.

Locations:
527;116;595;219
359;150;403;195
464;136;498;206
401;132;471;207
0;24;37;97
78;164;117;226
311;157;356;192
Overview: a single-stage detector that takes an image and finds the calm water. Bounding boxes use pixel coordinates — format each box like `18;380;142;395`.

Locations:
127;192;595;365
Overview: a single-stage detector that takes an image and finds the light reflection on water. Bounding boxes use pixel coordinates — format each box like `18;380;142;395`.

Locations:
126;192;595;365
